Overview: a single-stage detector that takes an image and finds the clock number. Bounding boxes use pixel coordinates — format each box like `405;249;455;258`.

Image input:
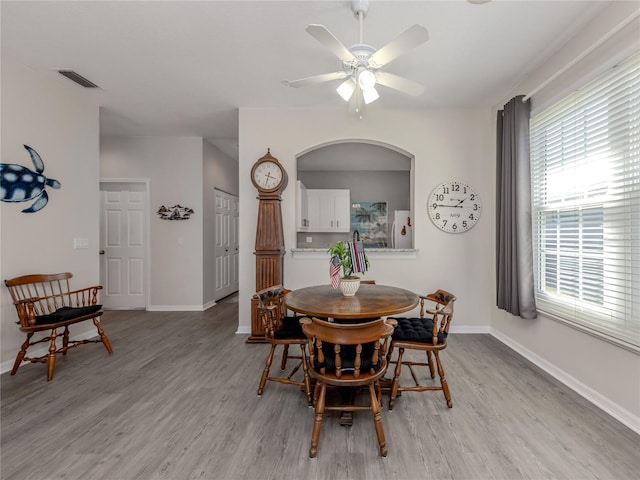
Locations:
435;213;440;220
452;223;458;231
452;184;459;192
462;220;468;228
436;194;444;201
469;213;475;220
473;203;478;211
442;187;449;194
432;203;438;210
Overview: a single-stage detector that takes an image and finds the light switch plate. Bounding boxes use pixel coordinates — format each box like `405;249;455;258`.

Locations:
73;238;89;249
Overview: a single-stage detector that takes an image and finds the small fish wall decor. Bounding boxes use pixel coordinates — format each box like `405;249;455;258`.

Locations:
157;204;194;220
1;145;61;213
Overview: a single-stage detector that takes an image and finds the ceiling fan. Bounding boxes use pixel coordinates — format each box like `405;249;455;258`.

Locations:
284;0;428;115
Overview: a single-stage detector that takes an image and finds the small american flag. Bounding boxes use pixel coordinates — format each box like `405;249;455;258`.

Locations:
330;255;341;289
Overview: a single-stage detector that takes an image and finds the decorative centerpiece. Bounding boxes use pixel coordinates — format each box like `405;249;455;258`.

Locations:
328;236;369;297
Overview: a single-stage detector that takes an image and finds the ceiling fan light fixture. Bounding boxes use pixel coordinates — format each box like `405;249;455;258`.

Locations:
357;68;376;92
362;86;379;104
336;79;356;102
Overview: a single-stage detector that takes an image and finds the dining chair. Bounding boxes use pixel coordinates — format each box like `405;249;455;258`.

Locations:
301;316;394;457
255;285;312;405
386;289;456;409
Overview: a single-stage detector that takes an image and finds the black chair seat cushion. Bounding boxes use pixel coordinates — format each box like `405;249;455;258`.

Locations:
273;315;306;339
391;317;447;344
35;305;102;325
314;341;381;374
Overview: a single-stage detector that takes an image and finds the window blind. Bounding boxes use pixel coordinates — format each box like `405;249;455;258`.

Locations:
530;51;640;348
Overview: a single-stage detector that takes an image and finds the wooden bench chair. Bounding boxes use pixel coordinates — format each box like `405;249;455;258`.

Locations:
301;316;394;458
4;272;113;381
386;289;456;409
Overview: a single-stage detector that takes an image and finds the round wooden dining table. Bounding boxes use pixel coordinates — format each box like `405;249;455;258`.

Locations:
284;283;419;320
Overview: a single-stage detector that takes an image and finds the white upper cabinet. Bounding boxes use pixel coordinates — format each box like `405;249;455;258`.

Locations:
296;180;309;232
306;189;350;232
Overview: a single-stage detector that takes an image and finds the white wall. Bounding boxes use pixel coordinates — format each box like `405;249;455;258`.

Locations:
100;137;239;310
100;136;204;309
490;2;640;429
202;139;240;306
1;55;101;369
238;107;494;334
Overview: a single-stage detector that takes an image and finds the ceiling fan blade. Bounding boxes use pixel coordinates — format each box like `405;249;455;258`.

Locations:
306;24;357;63
284;71;348;88
368;24;429;67
375;71;425;96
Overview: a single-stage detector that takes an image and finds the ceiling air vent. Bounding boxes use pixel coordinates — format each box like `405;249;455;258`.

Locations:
57;70;99;88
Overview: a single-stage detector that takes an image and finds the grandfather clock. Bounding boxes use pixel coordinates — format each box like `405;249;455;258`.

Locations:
246;149;288;343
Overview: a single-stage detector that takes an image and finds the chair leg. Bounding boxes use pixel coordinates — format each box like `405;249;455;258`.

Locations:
281;344;289;370
434;351;452;408
12;333;34;375
62;326;70;355
389;347;405;410
46;328;58;381
369;383;388;457
426;351;435;378
93;318;113;354
299;344;312;406
258;344;277;396
375;380;383;407
309;382;326;458
312;379;321;406
386;343;394;366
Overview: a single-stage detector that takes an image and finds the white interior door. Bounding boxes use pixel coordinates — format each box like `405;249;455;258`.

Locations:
214;189;239;300
100;181;148;309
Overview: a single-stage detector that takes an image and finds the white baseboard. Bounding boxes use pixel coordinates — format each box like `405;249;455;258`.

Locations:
490;328;640;435
235;325;251;335
203;300;217;311
450;325;491;334
147;305;206;312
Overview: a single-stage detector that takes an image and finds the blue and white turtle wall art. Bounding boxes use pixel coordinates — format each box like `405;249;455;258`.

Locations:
1;145;61;213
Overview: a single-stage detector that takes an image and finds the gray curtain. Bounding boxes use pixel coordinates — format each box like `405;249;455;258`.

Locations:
496;95;537;319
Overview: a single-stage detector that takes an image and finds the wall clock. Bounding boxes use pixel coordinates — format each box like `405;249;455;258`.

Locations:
428;181;481;233
251;153;287;193
248;149;288;343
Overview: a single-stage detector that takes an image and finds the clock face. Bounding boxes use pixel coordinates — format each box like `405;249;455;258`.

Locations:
428;181;481;233
252;160;284;191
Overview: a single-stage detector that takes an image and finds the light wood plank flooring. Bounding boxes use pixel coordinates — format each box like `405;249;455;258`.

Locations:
2;296;638;480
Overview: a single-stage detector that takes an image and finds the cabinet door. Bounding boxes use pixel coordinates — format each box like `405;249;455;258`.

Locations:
307;189;321;230
318;193;335;229
333;190;351;232
296;180;308;232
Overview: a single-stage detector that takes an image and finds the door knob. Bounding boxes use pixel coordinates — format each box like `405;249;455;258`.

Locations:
99;250;105;255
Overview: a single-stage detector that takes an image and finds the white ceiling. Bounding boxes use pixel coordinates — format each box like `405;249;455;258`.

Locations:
1;1;610;161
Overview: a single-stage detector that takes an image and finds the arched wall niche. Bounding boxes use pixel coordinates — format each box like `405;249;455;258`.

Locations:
295;139;414;249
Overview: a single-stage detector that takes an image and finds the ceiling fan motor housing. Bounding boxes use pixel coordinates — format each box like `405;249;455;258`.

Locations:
344;44;376;73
